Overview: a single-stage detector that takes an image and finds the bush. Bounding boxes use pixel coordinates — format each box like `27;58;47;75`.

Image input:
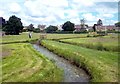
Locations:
33;28;40;33
96;43;104;50
87;34;90;37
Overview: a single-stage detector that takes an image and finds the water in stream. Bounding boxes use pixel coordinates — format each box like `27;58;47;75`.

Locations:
33;44;89;82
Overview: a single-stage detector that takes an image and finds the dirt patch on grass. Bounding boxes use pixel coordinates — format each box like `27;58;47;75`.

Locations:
1;48;12;58
2;51;11;57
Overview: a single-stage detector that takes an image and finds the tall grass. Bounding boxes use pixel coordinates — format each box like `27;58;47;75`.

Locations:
41;40;118;82
60;36;118;52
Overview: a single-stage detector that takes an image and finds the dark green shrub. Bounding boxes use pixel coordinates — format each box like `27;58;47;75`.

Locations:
33;28;40;33
96;43;103;50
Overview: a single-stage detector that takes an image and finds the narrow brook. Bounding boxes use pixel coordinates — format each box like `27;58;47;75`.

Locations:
32;44;89;82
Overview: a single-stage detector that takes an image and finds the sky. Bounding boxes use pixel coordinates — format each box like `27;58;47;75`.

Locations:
0;0;119;27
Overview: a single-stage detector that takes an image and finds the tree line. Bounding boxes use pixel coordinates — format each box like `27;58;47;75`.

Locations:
2;15;120;35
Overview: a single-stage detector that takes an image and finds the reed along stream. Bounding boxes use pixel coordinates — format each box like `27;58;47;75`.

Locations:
33;44;89;82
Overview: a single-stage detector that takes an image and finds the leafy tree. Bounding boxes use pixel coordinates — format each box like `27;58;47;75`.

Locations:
45;25;58;33
0;17;6;30
97;19;103;26
115;22;120;27
33;28;40;33
93;24;97;32
62;21;75;31
85;24;88;28
28;24;34;31
3;15;23;35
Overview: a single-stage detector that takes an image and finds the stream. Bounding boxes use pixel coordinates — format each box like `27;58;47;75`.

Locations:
32;44;89;82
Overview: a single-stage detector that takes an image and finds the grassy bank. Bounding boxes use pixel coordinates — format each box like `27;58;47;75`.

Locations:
46;34;87;40
1;43;63;82
2;33;88;43
60;35;119;52
41;40;118;82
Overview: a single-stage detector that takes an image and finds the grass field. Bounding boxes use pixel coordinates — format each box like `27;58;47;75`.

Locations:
60;34;119;52
2;32;40;44
2;32;87;44
46;34;87;40
1;43;63;82
1;32;119;82
41;40;119;82
1;32;64;82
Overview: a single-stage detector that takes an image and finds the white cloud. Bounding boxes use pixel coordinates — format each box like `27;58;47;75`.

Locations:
0;0;117;26
41;0;68;7
0;10;4;16
72;0;95;6
82;13;98;21
69;18;80;24
9;2;21;13
93;0;119;2
103;14;114;18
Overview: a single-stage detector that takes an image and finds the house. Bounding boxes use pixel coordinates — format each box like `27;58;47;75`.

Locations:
58;24;88;32
74;25;81;31
38;25;46;30
57;25;63;30
74;25;88;32
96;25;119;31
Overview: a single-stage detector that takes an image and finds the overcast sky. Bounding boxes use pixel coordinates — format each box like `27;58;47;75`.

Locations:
0;0;119;27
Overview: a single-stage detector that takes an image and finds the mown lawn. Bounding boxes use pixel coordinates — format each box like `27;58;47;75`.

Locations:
1;43;63;82
60;34;119;52
1;32;119;82
41;40;119;82
46;34;87;40
2;32;87;43
2;32;40;44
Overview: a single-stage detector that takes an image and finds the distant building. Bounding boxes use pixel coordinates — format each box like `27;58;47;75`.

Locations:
96;25;119;31
74;25;88;32
57;25;63;30
38;25;46;30
57;24;119;32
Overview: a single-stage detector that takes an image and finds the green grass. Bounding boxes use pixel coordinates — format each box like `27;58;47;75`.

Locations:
46;33;87;40
1;32;119;82
2;32;40;44
1;32;87;43
41;40;119;82
60;34;119;52
1;43;63;82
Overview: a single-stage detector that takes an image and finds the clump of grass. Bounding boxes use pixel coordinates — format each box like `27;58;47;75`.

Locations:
95;42;103;50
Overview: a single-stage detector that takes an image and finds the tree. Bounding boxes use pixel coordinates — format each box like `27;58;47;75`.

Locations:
115;22;120;27
28;24;34;31
93;24;97;32
33;28;40;33
45;25;58;33
3;15;23;35
62;21;75;31
0;17;6;30
80;18;86;28
97;19;103;26
85;24;88;28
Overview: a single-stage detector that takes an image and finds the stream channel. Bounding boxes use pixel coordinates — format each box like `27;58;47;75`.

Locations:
32;44;89;82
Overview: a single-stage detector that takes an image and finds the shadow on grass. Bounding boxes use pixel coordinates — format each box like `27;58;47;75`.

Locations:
1;39;38;45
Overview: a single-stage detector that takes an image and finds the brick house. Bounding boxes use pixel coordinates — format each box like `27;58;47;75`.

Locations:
38;25;46;30
96;25;119;31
